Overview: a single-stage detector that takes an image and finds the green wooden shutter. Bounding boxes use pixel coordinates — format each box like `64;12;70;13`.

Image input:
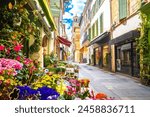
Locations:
96;20;98;36
89;28;91;41
119;0;127;20
92;25;94;39
94;23;96;37
100;13;103;33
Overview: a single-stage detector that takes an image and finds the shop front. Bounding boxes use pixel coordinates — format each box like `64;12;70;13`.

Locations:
110;30;140;77
89;32;110;68
93;46;101;66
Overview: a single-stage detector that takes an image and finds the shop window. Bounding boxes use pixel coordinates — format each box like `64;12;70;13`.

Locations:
95;48;100;65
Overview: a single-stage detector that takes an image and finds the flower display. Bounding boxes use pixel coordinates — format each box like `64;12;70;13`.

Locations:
0;75;19;100
68;79;81;92
0;58;23;76
79;78;90;87
37;86;60;100
17;86;38;100
62;86;76;100
16;86;59;100
23;58;33;66
56;79;67;95
32;74;61;90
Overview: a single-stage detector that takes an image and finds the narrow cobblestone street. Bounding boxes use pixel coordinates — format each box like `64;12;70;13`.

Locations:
79;64;150;100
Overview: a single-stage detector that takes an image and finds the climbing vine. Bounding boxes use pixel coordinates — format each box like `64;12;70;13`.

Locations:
136;12;150;85
0;0;41;57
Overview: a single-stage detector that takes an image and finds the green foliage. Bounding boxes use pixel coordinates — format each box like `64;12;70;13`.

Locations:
44;53;58;67
0;0;41;57
136;12;150;84
48;67;66;74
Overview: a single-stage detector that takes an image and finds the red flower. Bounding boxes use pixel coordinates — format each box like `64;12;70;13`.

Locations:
14;44;23;52
0;45;5;51
6;48;10;55
16;56;21;61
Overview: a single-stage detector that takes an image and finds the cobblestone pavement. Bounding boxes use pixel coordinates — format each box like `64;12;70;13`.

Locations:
78;63;150;100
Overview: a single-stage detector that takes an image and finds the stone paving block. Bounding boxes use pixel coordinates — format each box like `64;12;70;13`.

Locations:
79;64;150;100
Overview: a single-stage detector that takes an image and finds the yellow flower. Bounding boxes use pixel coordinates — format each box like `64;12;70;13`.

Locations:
0;76;4;81
56;83;66;95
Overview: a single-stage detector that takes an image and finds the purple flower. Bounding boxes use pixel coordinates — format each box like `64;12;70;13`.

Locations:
17;86;38;100
16;86;60;100
37;86;60;100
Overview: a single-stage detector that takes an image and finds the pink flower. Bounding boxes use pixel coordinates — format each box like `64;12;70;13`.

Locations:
24;58;32;66
0;45;5;51
13;44;23;52
0;80;2;85
29;66;36;74
0;58;23;76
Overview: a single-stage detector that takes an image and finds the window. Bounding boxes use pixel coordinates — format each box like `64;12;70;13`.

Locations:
99;0;101;6
89;28;91;41
96;0;99;12
93;23;95;38
96;20;98;36
92;25;94;39
92;7;94;18
93;3;96;16
88;9;90;20
100;13;103;33
119;0;127;20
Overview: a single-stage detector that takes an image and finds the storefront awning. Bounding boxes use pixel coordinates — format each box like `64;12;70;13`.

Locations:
89;32;110;46
110;30;140;45
57;36;71;47
38;0;57;31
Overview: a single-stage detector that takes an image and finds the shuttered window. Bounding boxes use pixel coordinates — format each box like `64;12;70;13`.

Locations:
99;0;101;6
96;20;98;36
100;13;103;33
119;0;127;20
94;23;96;37
92;25;95;40
89;28;91;41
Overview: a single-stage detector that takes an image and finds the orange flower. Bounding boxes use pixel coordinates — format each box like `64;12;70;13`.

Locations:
96;93;107;100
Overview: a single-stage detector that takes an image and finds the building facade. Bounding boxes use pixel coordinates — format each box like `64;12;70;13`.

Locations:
28;0;56;68
88;0;111;70
72;16;80;63
110;0;141;77
79;0;91;64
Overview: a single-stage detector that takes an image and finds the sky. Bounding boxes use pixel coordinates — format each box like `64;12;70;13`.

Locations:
63;0;87;40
